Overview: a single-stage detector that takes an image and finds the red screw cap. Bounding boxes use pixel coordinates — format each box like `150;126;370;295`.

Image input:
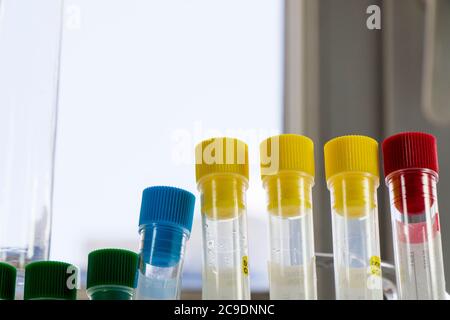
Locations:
383;132;439;215
382;132;439;178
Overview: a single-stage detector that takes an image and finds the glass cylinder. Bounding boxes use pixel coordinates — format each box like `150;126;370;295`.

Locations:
0;0;63;276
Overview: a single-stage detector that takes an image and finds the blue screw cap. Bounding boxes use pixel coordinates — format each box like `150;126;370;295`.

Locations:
139;186;196;267
139;186;195;233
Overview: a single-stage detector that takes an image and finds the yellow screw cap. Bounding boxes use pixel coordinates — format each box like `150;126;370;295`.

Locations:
324;135;379;217
260;134;315;217
260;134;315;179
195;137;249;184
324;135;379;181
195;137;248;220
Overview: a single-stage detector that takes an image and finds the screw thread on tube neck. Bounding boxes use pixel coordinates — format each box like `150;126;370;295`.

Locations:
264;172;313;217
328;173;378;219
387;169;437;217
199;174;247;220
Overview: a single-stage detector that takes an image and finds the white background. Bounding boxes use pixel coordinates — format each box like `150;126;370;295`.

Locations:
52;0;283;290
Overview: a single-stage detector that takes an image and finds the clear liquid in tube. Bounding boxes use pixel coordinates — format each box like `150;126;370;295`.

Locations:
202;213;250;300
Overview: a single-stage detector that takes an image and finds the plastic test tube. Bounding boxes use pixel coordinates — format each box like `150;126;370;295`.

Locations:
135;186;195;300
87;248;139;300
324;135;383;300
260;134;317;300
0;262;16;300
382;132;447;299
24;261;79;300
195;137;250;300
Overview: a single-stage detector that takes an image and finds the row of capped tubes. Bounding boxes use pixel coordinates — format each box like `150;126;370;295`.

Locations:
0;132;445;300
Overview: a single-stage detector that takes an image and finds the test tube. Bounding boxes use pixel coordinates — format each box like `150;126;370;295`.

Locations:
0;262;16;300
0;0;63;279
24;261;78;300
195;137;250;300
135;186;195;300
260;134;317;300
87;248;139;300
382;132;447;299
324;135;383;300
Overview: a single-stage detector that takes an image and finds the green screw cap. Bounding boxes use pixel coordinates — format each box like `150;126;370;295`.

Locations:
0;262;16;300
87;248;139;289
24;261;78;300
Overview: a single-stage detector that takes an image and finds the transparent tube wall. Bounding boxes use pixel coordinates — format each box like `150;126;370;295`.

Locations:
265;174;317;300
0;0;63;274
387;169;446;299
136;225;188;300
200;175;250;300
329;174;383;300
87;286;135;300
